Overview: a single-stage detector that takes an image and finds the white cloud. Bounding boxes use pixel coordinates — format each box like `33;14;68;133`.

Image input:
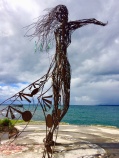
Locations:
75;96;96;105
71;78;82;88
0;83;28;101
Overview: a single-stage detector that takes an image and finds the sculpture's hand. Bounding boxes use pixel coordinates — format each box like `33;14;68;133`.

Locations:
91;18;108;26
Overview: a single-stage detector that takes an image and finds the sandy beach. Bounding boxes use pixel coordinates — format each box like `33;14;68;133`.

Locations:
0;124;119;158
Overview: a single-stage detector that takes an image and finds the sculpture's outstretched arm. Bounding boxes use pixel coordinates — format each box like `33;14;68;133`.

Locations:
68;18;108;31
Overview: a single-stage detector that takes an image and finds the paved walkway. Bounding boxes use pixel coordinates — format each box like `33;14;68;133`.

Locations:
0;125;119;158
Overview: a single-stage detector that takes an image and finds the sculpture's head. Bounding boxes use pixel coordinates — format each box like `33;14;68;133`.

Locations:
54;5;68;23
25;5;69;51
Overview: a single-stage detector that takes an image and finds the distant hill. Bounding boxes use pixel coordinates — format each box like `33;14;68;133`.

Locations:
98;104;119;106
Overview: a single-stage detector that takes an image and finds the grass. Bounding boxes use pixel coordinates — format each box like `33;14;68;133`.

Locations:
0;119;68;126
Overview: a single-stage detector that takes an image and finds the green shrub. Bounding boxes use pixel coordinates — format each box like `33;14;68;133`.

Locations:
0;118;13;127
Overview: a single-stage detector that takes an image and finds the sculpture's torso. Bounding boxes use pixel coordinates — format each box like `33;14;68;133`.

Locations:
52;24;71;118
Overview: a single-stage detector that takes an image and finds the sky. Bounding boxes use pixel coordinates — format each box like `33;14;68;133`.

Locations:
0;0;119;105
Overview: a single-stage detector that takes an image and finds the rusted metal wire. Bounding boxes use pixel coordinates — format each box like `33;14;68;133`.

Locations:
0;5;107;158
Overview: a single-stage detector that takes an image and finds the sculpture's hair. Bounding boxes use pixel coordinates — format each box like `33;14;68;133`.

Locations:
25;5;68;51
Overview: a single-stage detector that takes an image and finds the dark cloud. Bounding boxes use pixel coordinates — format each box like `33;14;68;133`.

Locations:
0;0;119;105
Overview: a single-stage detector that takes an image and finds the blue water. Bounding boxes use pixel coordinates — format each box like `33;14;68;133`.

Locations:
0;105;119;128
62;105;119;128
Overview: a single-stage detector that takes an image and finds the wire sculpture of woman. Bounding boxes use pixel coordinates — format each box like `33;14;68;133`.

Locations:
0;4;107;158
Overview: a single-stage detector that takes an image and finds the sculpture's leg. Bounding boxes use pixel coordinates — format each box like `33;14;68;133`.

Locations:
43;97;70;157
42;103;61;157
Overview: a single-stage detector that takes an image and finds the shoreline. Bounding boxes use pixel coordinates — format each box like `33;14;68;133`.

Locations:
1;118;119;129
